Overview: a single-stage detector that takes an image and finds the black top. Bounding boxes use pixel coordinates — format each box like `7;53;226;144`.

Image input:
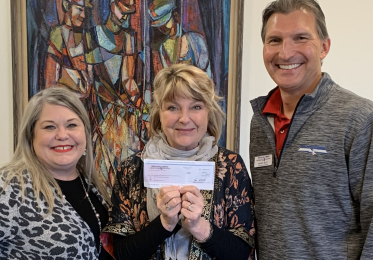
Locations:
113;215;251;260
57;176;114;260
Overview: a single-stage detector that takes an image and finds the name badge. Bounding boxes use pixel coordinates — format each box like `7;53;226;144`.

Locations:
254;154;272;168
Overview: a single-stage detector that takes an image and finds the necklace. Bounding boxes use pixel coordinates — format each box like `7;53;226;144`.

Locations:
78;174;102;255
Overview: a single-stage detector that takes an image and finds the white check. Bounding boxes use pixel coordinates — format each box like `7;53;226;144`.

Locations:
144;159;215;190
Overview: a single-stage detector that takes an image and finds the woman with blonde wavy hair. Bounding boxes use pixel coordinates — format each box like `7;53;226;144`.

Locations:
103;64;255;260
0;87;114;259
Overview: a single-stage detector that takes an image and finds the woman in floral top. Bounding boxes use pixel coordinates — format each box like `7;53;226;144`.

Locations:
102;64;255;260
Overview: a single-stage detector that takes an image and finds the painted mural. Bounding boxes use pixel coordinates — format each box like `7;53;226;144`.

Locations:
27;0;231;193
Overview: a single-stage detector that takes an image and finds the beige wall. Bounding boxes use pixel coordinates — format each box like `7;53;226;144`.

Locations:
0;0;13;165
240;0;373;165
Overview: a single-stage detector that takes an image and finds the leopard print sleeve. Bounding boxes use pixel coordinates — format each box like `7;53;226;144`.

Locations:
0;173;21;249
1;171;100;259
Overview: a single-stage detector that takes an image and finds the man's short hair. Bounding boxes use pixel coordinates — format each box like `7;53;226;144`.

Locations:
261;0;329;42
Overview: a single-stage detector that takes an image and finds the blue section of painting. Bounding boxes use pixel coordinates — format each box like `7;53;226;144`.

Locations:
196;0;231;147
98;0;111;24
223;0;230;72
26;0;233;193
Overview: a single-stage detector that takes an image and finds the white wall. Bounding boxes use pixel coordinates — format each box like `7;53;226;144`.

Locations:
0;0;13;165
240;0;373;165
1;1;373;166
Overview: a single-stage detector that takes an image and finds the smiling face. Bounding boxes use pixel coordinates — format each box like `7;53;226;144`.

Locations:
33;103;86;179
263;10;330;94
160;96;208;151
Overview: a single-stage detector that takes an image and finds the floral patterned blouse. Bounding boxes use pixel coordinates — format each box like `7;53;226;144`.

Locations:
103;147;255;259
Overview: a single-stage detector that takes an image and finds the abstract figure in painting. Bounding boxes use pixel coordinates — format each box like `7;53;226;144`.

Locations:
148;0;211;78
27;0;232;194
85;0;148;192
44;0;93;99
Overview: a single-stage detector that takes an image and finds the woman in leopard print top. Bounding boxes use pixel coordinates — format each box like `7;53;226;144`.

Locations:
0;88;112;259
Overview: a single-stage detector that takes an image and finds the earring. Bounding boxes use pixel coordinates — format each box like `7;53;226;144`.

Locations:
83;149;86;156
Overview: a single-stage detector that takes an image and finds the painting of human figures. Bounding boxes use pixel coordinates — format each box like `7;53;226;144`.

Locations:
27;0;233;194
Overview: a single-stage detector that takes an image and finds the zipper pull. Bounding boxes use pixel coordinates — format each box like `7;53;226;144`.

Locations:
273;166;277;178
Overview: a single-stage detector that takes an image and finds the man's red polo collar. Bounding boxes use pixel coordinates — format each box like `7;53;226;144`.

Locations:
262;88;291;158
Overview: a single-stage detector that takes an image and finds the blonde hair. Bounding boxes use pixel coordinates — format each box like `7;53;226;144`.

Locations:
149;64;225;143
0;87;110;214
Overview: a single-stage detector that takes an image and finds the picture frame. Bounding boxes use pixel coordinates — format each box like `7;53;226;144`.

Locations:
11;0;244;153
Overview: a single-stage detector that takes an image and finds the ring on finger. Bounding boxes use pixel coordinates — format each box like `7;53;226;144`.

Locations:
165;203;171;211
188;203;193;211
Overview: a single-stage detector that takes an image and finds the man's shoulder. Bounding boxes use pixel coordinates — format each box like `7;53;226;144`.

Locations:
331;85;373;113
250;90;274;117
320;83;373;132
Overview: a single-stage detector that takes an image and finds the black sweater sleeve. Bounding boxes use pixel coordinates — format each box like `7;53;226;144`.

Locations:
199;225;252;260
113;215;181;260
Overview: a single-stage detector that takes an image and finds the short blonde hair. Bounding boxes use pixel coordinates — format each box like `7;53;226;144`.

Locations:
1;87;110;214
149;64;225;144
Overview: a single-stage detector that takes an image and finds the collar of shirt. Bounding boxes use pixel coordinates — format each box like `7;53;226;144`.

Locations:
262;88;291;157
262;88;286;119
